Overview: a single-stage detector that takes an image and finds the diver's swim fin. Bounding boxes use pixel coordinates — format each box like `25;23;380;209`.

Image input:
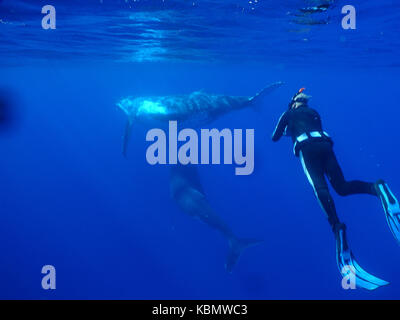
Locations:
225;238;263;273
375;180;400;245
335;224;389;290
122;120;132;158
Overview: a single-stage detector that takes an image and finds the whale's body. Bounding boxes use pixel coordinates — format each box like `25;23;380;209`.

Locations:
170;164;262;273
118;91;249;125
117;81;284;156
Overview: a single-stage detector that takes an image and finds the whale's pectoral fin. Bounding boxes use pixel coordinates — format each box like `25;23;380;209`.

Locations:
248;81;285;110
225;238;263;273
122;120;132;158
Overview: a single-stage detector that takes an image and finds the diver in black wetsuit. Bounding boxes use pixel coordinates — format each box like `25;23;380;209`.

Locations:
271;88;400;290
272;89;377;230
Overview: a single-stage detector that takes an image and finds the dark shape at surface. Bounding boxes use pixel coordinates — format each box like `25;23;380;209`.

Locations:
291;1;334;25
300;4;331;14
291;17;330;26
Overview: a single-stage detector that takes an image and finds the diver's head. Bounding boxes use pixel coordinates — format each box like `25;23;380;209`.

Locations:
289;88;311;109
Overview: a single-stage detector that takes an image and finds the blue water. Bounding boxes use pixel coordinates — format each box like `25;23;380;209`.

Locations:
0;0;399;299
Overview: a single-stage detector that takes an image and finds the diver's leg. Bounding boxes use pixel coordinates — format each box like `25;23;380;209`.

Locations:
302;146;389;289
325;147;377;196
324;146;400;245
299;145;340;230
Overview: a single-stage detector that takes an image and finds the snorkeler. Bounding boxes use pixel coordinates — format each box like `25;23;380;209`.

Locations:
271;88;400;290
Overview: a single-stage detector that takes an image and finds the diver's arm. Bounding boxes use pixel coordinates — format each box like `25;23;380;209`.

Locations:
271;111;289;142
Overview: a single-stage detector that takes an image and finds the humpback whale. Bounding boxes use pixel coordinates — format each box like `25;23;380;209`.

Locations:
170;164;262;273
117;81;284;156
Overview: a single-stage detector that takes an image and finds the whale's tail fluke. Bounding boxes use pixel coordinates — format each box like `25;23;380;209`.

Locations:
248;81;285;110
122;120;132;158
225;237;263;273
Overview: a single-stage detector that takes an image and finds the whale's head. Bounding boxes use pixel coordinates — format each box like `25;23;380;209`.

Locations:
117;96;138;120
117;96;168;157
117;96;168;120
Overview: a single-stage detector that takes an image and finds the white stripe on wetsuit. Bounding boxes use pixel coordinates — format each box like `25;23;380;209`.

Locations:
299;150;328;218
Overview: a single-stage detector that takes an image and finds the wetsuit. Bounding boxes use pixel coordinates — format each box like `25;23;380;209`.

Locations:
272;105;377;230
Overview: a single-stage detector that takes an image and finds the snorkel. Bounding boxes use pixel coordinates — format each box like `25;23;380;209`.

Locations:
288;87;308;109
